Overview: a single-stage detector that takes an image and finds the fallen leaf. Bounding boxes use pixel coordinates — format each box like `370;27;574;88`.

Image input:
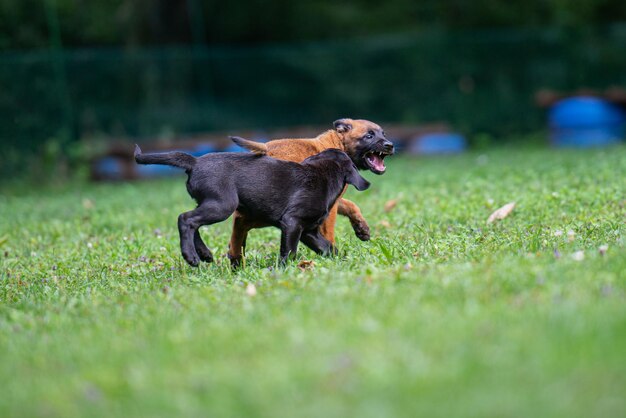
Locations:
598;245;608;256
384;199;398;212
82;198;95;210
379;220;391;228
567;230;576;242
297;260;315;272
487;202;516;223
245;283;257;296
571;250;585;261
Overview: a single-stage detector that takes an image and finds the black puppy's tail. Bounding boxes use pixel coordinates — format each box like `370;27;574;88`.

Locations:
229;136;268;155
134;144;196;171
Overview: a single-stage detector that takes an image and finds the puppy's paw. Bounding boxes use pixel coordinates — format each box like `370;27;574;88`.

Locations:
352;221;371;241
227;253;243;269
182;252;201;267
196;247;214;263
319;245;338;257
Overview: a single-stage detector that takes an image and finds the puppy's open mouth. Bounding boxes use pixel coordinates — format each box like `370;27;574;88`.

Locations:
365;151;390;174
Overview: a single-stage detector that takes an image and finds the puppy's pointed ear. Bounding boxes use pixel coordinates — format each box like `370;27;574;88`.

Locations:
333;119;353;134
346;165;370;191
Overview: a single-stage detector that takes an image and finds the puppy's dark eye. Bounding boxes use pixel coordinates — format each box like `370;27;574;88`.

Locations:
363;130;376;140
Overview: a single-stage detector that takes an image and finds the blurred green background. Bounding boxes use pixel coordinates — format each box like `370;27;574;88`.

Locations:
2;5;626;416
1;0;626;178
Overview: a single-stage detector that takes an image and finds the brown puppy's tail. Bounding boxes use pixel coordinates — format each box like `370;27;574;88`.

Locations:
229;136;268;155
134;144;196;171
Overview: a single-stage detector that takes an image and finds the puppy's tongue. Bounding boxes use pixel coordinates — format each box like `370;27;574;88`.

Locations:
367;154;386;172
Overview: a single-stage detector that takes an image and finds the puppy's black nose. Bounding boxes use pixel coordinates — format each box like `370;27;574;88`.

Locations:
383;140;394;154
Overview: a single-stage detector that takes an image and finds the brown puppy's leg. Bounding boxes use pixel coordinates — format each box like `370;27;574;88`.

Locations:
228;213;269;269
319;204;339;245
338;198;370;241
228;211;252;269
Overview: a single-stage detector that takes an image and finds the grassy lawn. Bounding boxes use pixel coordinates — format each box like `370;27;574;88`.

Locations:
1;145;625;417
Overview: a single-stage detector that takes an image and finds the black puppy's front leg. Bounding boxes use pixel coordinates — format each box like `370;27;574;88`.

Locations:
300;229;337;256
279;220;303;265
194;229;214;263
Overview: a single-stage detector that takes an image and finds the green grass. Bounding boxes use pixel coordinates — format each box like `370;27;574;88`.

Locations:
1;145;625;418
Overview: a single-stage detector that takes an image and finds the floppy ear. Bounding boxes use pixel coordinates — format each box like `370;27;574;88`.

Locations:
333;119;352;134
346;165;370;191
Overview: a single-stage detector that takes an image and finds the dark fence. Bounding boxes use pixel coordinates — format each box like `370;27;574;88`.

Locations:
2;25;626;160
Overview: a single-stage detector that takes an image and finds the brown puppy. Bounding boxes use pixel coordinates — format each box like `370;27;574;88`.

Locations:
227;118;393;268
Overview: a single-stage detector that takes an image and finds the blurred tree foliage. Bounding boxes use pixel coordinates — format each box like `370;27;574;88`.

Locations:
1;0;625;50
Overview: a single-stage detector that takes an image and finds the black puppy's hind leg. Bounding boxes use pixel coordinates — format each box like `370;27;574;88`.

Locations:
279;221;304;266
300;229;338;256
178;202;235;267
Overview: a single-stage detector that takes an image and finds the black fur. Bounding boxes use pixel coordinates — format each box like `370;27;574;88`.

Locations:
134;145;370;266
134;147;196;171
352;130;394;175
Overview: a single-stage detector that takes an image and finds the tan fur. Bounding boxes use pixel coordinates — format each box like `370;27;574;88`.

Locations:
230;136;268;155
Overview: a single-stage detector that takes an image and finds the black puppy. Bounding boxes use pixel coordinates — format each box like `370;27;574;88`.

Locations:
134;145;370;266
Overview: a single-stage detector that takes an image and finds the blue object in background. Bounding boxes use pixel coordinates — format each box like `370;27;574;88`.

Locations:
549;97;625;147
94;157;125;180
135;162;181;177
223;144;249;153
409;132;467;154
223;137;268;153
189;144;219;157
